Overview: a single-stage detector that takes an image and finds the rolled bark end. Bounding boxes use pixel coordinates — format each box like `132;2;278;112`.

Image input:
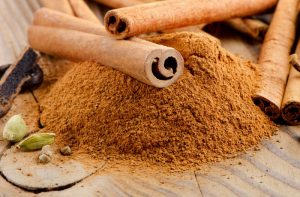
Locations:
145;50;184;88
282;102;300;125
252;95;281;120
105;11;129;39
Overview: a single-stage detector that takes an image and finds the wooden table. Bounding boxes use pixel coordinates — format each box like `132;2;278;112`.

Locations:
1;1;300;196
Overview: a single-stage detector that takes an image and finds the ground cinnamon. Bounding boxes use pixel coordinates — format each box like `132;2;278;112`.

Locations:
40;32;277;168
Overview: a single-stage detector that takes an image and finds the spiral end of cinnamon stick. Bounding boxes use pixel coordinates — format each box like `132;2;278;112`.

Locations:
281;102;300;125
146;50;184;88
252;95;281;121
105;11;130;39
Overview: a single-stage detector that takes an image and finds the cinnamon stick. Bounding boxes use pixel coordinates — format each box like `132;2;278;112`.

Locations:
92;0;141;8
104;0;277;39
28;26;183;88
101;0;207;34
253;0;299;120
281;42;300;125
33;8;172;49
69;0;101;24
225;18;268;41
34;8;105;35
39;0;74;15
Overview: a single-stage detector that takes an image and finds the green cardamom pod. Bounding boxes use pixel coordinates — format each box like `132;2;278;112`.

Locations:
17;133;55;151
3;114;28;142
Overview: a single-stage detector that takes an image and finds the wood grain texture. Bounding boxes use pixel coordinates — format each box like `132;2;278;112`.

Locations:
39;170;202;197
195;127;300;196
1;0;300;196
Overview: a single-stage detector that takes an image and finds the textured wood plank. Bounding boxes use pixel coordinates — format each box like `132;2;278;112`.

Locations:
196;166;268;197
0;0;39;66
226;158;300;196
263;129;300;169
196;174;239;197
196;127;300;196
0;1;26;55
0;177;32;197
245;147;300;190
39;170;202;197
0;28;15;66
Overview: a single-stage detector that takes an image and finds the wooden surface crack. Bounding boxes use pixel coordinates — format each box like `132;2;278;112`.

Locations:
194;171;204;197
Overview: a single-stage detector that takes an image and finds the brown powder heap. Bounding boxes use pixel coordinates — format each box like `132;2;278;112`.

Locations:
40;32;277;166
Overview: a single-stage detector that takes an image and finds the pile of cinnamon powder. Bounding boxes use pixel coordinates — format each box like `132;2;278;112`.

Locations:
40;32;277;167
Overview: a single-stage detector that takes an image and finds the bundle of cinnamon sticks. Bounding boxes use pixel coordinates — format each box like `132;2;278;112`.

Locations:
252;0;300;123
33;0;184;88
32;0;300;124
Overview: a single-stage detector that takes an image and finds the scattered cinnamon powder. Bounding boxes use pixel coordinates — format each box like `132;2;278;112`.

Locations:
40;32;277;168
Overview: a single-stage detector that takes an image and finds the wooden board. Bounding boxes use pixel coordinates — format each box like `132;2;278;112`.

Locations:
38;170;202;197
1;0;300;196
0;146;104;191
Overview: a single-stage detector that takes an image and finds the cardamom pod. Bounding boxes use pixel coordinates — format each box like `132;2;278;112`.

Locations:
3;114;28;142
17;133;55;151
